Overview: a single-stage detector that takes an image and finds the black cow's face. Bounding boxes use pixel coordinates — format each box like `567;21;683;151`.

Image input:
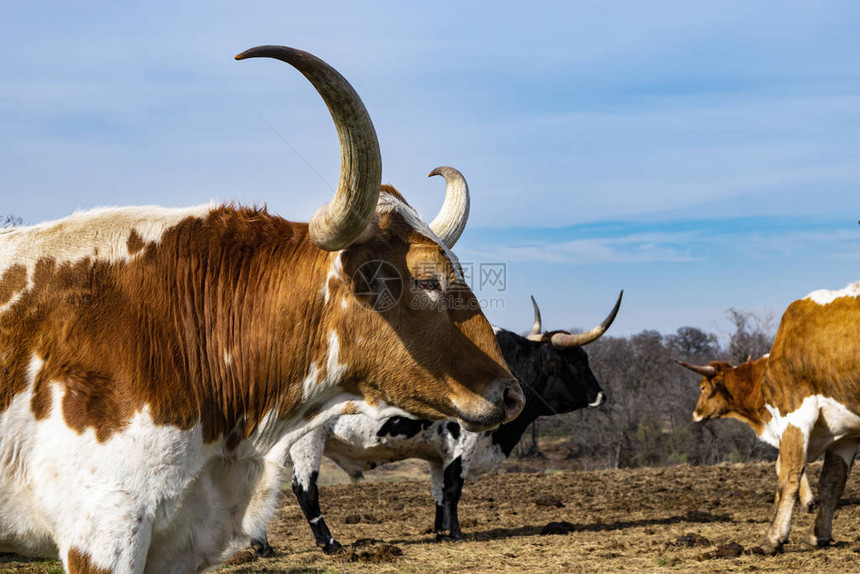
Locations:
535;343;605;414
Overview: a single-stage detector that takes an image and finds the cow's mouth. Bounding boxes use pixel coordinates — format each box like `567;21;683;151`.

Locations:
455;409;506;432
453;380;525;432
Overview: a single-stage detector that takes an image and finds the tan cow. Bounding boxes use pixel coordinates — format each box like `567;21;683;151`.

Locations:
0;46;523;573
677;281;860;554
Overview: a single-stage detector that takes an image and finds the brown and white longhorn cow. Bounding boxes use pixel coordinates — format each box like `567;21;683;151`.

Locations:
677;281;860;555
0;46;523;573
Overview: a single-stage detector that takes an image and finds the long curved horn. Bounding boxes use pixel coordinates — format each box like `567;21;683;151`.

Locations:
428;166;470;248
549;290;623;348
526;295;543;341
674;359;717;378
236;46;382;251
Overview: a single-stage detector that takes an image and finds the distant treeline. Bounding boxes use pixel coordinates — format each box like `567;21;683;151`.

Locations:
525;309;778;469
2;215;23;228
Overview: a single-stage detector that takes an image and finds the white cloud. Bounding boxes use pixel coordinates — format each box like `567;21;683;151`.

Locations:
463;232;699;264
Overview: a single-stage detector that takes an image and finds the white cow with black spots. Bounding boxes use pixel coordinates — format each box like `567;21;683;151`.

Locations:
252;293;622;553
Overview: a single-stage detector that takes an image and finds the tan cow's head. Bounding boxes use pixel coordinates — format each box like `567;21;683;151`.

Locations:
236;46;523;431
675;357;768;427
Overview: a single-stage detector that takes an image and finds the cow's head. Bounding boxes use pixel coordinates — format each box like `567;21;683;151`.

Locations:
675;357;767;423
236;46;523;431
505;292;622;414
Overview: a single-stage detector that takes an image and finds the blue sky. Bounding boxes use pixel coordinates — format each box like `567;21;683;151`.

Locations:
2;1;858;341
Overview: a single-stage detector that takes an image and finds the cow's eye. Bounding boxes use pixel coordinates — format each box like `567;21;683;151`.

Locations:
415;277;442;292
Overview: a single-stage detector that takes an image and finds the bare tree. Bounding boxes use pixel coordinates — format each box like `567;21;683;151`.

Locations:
1;215;23;228
725;308;775;364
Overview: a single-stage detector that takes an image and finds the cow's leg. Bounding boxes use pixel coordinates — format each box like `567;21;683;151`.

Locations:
435;456;465;541
799;469;815;513
429;462;446;535
291;469;341;553
803;439;857;549
62;512;152;574
773;456;813;511
759;424;807;555
289;429;341;553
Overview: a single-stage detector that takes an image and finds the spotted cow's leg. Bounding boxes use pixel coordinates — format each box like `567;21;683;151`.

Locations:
759;424;807;555
804;439;858;549
435;456;465;541
429;462;446;535
291;470;342;553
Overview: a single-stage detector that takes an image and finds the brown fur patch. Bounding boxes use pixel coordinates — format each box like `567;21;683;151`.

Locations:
765;296;860;415
340;402;360;416
67;547;111;574
126;229;145;255
0;264;27;307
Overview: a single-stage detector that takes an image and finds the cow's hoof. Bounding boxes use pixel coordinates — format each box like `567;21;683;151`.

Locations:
801;533;833;549
434;531;463;542
321;541;345;555
250;539;274;557
801;499;816;514
752;539;783;556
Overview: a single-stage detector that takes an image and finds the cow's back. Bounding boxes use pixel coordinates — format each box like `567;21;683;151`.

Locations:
766;282;860;414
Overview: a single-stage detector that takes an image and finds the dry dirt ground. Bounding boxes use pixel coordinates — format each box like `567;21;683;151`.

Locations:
4;451;860;573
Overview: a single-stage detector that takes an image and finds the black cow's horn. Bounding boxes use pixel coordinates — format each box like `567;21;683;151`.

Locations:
549;290;623;348
674;359;717;377
236;46;382;252
428;166;470;248
526;295;543;341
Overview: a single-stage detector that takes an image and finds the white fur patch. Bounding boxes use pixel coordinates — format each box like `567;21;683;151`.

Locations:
761;395;860;459
804;281;860;306
301;332;348;403
375;194;465;283
322;253;343;304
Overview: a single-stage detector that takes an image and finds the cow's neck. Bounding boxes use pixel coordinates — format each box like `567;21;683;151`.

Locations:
127;207;336;445
490;397;543;457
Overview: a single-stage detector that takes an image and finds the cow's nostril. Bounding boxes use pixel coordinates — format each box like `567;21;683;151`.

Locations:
502;383;525;421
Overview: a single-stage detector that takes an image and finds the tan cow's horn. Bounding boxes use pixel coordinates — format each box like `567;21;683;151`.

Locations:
428;166;470;248
549;290;623;348
674;359;717;377
236;46;382;251
526;296;543;341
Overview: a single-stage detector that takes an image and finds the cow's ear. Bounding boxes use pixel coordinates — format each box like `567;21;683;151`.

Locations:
342;246;405;313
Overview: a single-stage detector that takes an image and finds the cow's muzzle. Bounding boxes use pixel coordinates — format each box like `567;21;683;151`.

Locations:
453;379;525;432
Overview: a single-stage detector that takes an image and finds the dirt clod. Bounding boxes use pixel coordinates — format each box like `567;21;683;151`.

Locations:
535;494;565;508
345;544;403;563
700;542;745;560
676;533;712;548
